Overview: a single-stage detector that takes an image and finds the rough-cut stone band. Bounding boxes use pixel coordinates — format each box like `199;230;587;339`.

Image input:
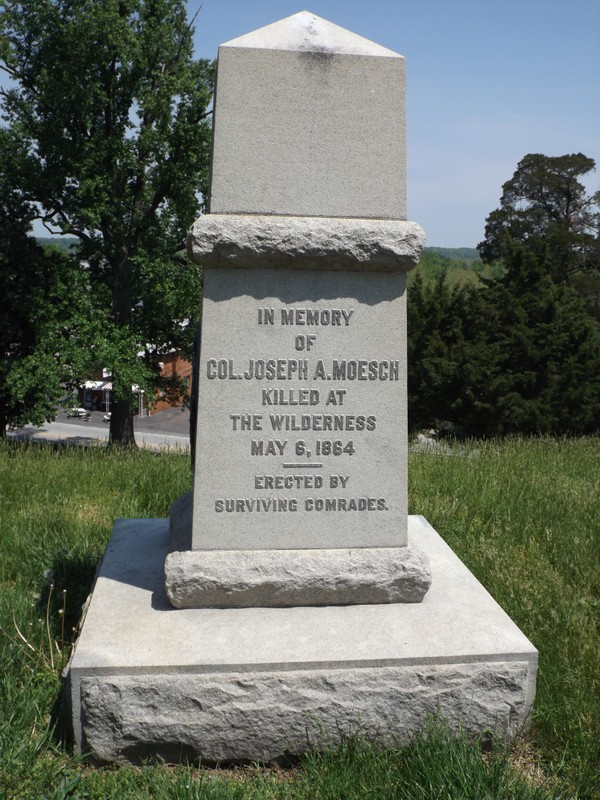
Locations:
187;214;426;272
164;545;431;608
80;661;531;764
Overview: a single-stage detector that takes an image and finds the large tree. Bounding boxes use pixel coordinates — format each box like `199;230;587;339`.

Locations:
478;153;600;283
408;274;503;437
0;131;93;436
409;154;600;437
479;240;600;435
0;0;214;445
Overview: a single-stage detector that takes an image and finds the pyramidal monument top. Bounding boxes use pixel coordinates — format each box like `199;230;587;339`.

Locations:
221;10;403;59
210;10;407;219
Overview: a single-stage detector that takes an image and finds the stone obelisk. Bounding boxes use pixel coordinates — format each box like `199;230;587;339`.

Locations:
165;10;431;608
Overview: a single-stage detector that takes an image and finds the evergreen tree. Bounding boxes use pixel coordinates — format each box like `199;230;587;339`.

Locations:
408;274;499;436
408;248;600;437
409;153;600;438
479;242;600;435
478;153;599;283
408;242;600;437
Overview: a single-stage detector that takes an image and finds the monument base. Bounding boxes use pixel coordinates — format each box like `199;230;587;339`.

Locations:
66;516;537;765
166;492;431;608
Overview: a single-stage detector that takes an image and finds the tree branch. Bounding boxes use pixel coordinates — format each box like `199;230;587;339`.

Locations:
0;63;18;78
40;209;93;242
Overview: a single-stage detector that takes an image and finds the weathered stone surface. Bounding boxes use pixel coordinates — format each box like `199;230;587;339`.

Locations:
66;8;539;766
80;661;531;764
187;215;426;272
190;267;410;552
210;12;406;219
186;14;414;555
67;517;538;762
164;545;431;608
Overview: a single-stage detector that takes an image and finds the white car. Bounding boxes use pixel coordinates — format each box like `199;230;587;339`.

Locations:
67;407;89;418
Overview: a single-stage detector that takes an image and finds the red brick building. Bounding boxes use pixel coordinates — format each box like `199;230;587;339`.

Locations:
80;351;193;416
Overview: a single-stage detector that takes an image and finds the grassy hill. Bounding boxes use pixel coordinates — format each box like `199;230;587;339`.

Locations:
37;236;79;252
414;247;505;287
426;246;480;264
1;438;596;797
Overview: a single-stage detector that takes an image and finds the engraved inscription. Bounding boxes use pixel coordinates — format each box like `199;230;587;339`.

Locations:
280;308;354;326
250;439;288;455
214;496;388;512
230;414;262;430
215;498;298;512
255;475;324;489
207;359;309;380
262;389;320;405
268;414;376;431
204;302;400;520
330;360;400;381
207;358;400;382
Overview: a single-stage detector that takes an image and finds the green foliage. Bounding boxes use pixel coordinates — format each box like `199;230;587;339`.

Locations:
568;270;600;321
427;246;480;262
0;135;97;435
37;237;80;253
480;244;600;435
0;0;214;445
411;248;503;290
478;153;600;282
408;273;499;435
410;154;600;437
408;260;600;437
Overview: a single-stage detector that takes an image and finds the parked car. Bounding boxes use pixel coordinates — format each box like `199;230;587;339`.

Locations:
103;412;111;422
67;408;89;418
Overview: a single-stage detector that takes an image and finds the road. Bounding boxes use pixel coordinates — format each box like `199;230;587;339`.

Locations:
7;411;190;451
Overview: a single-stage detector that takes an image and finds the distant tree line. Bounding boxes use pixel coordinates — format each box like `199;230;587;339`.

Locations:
408;153;600;437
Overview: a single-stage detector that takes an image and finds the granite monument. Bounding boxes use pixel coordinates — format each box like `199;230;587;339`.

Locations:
66;12;537;764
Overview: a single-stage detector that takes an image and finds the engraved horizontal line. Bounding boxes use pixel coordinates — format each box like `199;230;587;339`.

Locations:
282;463;323;469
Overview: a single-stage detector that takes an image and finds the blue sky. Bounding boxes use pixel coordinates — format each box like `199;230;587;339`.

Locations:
187;0;600;247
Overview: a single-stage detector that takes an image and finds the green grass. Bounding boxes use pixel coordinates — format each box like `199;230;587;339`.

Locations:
0;439;597;798
409;437;599;796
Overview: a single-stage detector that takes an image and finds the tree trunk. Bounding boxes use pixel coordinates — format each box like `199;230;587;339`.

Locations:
109;250;137;447
109;396;136;447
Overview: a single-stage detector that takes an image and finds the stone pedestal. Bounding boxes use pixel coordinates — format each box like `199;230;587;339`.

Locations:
66;516;537;764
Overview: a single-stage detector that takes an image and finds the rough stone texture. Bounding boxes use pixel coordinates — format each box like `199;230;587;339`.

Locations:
80;661;531;764
209;12;406;219
164;545;431;608
187;215;426;273
66;516;537;762
66;11;538;765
